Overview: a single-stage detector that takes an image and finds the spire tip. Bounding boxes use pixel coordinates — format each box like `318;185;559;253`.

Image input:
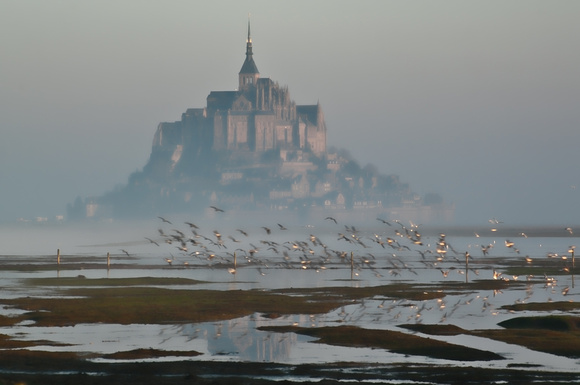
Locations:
247;14;252;43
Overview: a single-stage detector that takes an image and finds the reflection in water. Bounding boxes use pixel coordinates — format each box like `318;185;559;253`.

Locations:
0;221;579;373
182;316;298;362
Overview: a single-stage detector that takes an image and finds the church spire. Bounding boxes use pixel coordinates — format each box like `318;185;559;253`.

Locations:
247;17;252;45
239;16;259;89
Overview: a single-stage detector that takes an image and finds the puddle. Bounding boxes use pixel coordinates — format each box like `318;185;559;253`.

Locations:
0;221;578;375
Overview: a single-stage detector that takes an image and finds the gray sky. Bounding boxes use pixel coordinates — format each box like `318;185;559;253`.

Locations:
1;1;579;225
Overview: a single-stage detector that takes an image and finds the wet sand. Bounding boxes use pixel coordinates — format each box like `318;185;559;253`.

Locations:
0;220;578;384
0;346;579;385
0;279;578;384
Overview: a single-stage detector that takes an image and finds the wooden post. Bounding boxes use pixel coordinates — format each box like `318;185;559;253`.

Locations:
569;247;575;288
234;252;237;271
57;248;61;278
350;252;354;280
465;252;469;283
107;252;111;270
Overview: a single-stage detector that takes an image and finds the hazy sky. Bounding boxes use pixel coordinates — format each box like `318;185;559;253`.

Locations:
1;1;579;225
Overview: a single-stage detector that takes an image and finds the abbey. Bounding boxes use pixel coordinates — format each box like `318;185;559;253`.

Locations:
70;22;453;224
153;21;326;160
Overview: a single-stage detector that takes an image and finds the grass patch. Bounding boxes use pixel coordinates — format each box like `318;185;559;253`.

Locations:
402;316;580;359
102;348;202;360
0;315;20;327
0;281;528;328
274;283;446;301
499;315;580;331
500;256;575;277
259;325;504;361
399;323;466;336
1;287;349;326
0;333;73;349
432;279;519;291
472;329;580;358
24;276;207;287
501;301;580;312
502;266;574;277
274;280;516;302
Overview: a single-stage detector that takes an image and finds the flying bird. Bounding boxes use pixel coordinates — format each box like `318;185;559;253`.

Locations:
562;286;570;296
158;216;172;224
210;206;225;213
376;218;391;226
236;229;249;237
325;216;337;224
145;237;160;246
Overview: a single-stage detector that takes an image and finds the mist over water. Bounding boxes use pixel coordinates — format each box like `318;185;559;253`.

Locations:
1;2;580;225
0;214;578;374
1;3;580;378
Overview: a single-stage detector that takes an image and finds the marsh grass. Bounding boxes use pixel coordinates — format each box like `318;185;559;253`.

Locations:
501;301;580;312
2;287;348;326
25;276;207;287
102;348;202;360
0;275;579;383
401;316;580;358
499;315;580;331
1;280;524;328
0;254;140;272
258;324;504;361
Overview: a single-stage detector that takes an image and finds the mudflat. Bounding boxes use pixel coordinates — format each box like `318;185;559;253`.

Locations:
0;278;579;384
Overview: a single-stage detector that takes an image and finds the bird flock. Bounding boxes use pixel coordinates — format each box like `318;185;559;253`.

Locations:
132;208;580;326
142;209;576;292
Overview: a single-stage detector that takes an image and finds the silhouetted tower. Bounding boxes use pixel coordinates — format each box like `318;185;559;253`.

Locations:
239;18;260;89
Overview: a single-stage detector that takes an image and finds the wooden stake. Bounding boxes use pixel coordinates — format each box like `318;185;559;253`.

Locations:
57;249;61;278
350;252;354;280
569;247;575;288
107;252;111;269
465;252;469;283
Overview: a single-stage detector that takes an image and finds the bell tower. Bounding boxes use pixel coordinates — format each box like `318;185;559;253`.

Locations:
239;18;260;89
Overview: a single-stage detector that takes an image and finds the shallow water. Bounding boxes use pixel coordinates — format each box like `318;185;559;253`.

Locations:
0;219;578;373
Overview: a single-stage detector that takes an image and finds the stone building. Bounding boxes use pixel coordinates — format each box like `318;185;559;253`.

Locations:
74;21;453;224
153;20;326;160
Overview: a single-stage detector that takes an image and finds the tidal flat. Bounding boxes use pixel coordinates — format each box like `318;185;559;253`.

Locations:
0;276;579;384
0;220;579;383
